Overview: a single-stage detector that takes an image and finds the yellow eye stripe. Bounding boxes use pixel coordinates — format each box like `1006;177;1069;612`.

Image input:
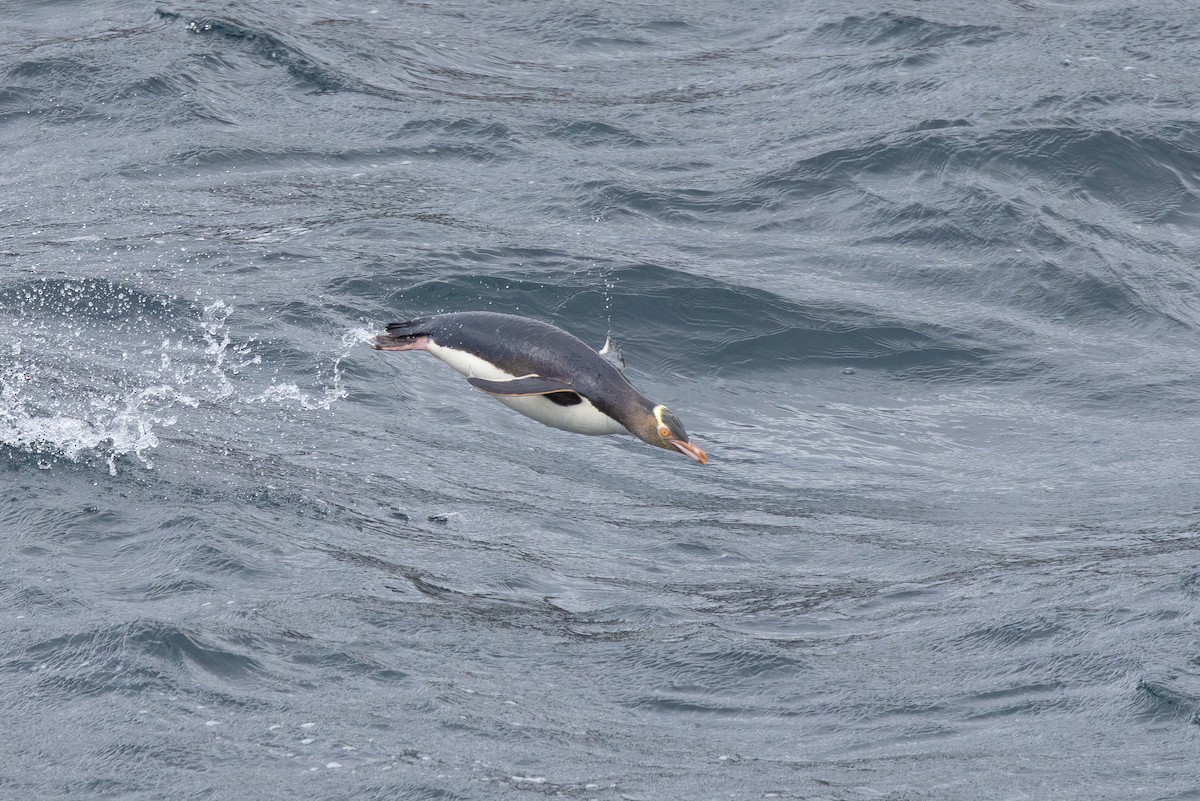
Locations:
653;405;672;439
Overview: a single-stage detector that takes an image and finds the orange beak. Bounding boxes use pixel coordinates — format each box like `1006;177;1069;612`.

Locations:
670;439;708;465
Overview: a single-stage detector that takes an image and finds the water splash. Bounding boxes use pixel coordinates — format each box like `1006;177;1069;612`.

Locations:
603;269;615;340
0;295;353;475
0;373;186;475
249;358;347;411
246;327;364;410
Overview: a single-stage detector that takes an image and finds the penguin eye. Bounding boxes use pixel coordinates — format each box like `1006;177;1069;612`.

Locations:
658;425;672;439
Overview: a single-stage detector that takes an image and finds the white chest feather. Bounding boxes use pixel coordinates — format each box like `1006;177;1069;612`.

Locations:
425;341;628;436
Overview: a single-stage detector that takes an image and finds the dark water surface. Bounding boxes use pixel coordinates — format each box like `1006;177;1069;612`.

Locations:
3;1;1199;798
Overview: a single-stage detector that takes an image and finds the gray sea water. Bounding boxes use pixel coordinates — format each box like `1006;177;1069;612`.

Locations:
3;1;1200;798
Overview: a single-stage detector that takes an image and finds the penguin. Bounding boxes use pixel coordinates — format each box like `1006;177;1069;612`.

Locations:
372;312;708;464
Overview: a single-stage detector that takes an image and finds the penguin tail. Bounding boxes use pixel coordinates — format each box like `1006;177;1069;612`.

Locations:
372;318;432;351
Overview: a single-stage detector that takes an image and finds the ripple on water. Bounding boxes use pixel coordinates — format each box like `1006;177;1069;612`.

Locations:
8;621;265;699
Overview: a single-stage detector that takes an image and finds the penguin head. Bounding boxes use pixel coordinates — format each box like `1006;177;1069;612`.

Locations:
634;404;708;464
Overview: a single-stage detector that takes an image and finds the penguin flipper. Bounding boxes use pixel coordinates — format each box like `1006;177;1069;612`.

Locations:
467;375;576;397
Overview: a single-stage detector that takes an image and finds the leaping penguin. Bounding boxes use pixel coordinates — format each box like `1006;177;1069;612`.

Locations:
372;312;708;464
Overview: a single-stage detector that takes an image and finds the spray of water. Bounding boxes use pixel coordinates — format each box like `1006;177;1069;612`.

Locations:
1;296;352;475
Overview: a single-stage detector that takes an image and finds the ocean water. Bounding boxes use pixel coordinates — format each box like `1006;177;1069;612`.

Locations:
3;1;1199;798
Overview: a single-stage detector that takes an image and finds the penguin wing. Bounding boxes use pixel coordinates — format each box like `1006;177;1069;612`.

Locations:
467;375;576;397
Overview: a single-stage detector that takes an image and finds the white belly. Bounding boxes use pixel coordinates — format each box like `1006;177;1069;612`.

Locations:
425;341;628;437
